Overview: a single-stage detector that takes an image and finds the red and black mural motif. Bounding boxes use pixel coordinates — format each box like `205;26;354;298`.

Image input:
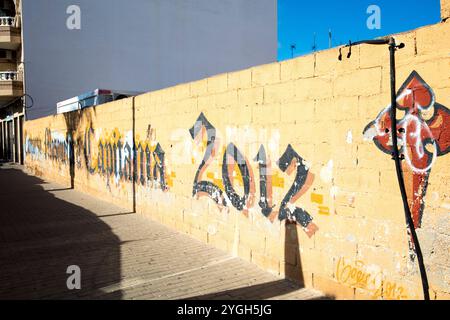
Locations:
363;71;450;229
190;112;318;236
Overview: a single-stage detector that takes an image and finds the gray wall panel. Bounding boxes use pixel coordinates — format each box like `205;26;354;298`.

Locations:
22;0;277;119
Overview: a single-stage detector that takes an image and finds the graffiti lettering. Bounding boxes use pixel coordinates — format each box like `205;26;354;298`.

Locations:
86;129;168;190
26;126;170;192
44;128;71;164
222;143;255;213
152;143;168;191
254;145;276;218
84;126;96;174
277;144;318;236
336;257;409;300
189;113;226;205
25;136;43;161
190;113;317;235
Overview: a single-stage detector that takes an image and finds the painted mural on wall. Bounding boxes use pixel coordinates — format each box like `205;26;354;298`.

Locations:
25;136;44;161
190;112;319;237
25;128;71;164
25;126;172;191
25;115;320;237
363;71;450;229
83;126;171;190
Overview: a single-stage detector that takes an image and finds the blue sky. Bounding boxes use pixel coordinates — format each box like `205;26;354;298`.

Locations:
278;0;441;61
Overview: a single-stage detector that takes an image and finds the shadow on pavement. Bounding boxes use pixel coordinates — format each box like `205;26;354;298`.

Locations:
187;221;333;300
0;166;122;299
186;279;308;300
0;164;332;300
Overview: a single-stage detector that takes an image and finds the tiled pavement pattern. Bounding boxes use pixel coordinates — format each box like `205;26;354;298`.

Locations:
0;163;325;300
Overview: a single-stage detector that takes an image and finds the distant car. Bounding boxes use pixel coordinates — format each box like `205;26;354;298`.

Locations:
57;89;143;114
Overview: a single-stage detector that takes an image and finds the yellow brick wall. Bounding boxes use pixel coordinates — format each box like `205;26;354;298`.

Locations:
443;0;450;20
24;19;450;300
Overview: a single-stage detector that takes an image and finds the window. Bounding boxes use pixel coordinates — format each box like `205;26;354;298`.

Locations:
0;0;15;16
0;49;16;60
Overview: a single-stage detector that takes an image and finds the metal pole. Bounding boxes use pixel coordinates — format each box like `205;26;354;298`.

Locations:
338;37;430;300
388;39;430;301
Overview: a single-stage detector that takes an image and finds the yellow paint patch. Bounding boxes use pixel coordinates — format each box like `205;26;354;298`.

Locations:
215;179;224;191
318;206;330;215
272;172;285;188
166;170;176;187
311;193;324;204
206;172;224;190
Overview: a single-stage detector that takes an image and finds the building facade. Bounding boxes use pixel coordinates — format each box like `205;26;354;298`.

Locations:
0;0;277;163
22;0;277;120
0;0;23;164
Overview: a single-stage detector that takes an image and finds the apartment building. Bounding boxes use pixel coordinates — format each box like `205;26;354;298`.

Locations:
0;0;23;164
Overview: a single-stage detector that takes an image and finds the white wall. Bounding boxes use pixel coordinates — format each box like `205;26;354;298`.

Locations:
22;0;277;120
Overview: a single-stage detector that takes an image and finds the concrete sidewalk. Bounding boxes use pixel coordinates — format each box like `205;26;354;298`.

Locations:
0;163;324;300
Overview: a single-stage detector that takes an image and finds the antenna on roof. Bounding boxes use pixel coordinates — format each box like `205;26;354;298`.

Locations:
312;32;317;52
290;43;296;58
329;29;332;48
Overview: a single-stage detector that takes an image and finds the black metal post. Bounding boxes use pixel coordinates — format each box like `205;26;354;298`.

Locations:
388;39;430;301
338;36;430;300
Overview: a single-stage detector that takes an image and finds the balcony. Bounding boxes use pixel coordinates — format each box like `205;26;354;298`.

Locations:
0;17;14;26
0;17;20;50
0;71;22;97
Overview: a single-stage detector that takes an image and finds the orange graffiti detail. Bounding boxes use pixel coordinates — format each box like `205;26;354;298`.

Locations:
336;257;409;300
